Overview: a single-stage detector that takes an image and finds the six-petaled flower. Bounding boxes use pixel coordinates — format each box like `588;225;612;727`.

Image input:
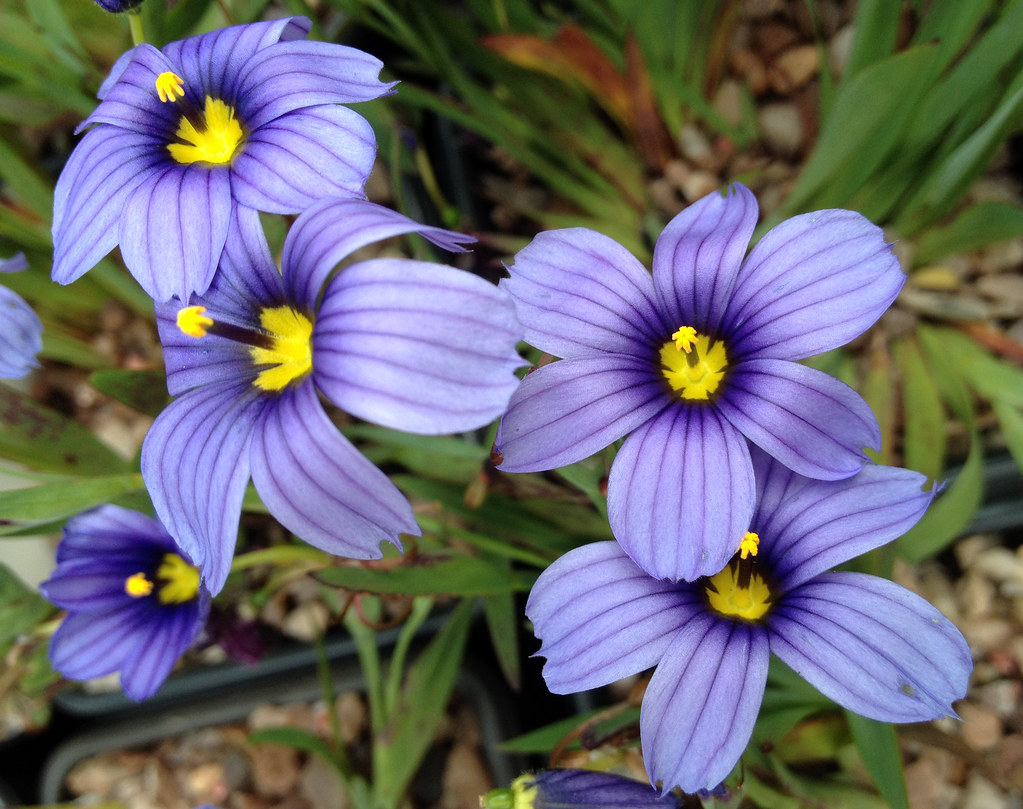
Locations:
496;183;905;581
142;199;523;594
525;448;971;793
482;769;682;809
39;505;210;701
52;16;393;301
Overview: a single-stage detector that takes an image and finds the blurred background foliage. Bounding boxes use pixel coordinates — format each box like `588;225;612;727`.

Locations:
1;0;1022;806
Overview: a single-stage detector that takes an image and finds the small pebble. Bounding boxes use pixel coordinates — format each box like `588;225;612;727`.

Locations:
959;701;1003;751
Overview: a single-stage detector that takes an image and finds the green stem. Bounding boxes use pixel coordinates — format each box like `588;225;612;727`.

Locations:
312;631;354;778
343;598;386;734
382;596;433;718
128;12;145;46
229;545;331;572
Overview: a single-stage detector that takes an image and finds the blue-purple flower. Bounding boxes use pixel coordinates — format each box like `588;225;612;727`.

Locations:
526;449;971;794
0;253;43;379
142;199;523;594
52;16;392;302
39;505;210;701
496;183;905;581
91;0;143;11
481;769;681;809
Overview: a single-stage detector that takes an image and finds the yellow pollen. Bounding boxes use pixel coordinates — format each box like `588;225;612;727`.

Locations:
125;572;154;598
659;332;728;401
177;306;213;338
739;531;760;560
155;71;185;103
250;306;314;392
167;97;244;166
672;325;699;353
156;553;201;605
706;564;771;621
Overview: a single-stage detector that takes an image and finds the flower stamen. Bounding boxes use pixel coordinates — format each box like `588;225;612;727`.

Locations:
125;572;154;598
660;328;728;401
155;71;185;103
156;553;201;604
739;531;760;559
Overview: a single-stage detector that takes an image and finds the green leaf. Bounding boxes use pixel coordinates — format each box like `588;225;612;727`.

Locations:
914;201;1023;265
778;44;939;216
248;726;348;777
0;473;144;523
90;369;170;417
0;562;54;649
315;552;533;596
843;0;902;77
896;437;982;563
893;338;946;479
499;707;603;753
375;598;473;808
992;401;1023;474
846;713;909;809
900;80;1023;233
0;388;130;475
483;581;521;690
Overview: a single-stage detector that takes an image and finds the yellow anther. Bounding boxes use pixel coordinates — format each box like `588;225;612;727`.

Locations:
156;71;185;103
125;572;154;598
659;333;728;401
739;531;760;560
177;306;213;338
672;325;699;353
251;306;314;392
156;553;201;604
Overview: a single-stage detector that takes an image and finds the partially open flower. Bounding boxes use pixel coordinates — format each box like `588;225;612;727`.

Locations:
481;769;680;809
40;505;210;701
0;253;42;379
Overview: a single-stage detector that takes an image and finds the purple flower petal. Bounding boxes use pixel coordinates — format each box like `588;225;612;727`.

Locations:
162;17;312;103
80;43;179;134
55;505;176;560
119;596;207;700
0;253;28;274
119;163;233;301
526;541;702;693
249;381;418;559
500;228;666;358
770;572;971;723
522;769;678;808
0;285;42;379
641;612;770;794
141;383;264;594
231;105;376;214
652;184;758;336
608;405;755;582
49;606;145;680
51;127;164;286
727;210;905;361
313;258;523;434
41;559;144;610
236;41;395;130
283;198;474;314
718;358;879;480
157;207;283;395
753;453;934;589
495;355;668;473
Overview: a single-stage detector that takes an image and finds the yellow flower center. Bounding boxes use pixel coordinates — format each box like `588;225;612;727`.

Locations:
250;307;314;392
705;533;771;621
156;553;201;605
168;98;244;165
706;564;772;621
176;305;314;393
156;72;244;166
659;326;728;401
